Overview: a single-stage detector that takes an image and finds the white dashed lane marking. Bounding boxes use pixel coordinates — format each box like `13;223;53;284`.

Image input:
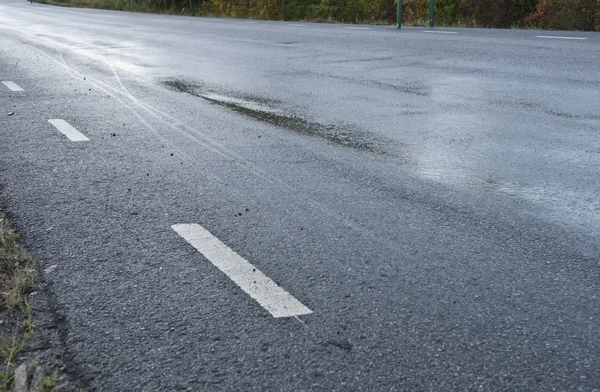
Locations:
48;119;90;142
345;27;371;30
536;35;587;40
172;223;313;318
2;81;24;92
423;30;457;34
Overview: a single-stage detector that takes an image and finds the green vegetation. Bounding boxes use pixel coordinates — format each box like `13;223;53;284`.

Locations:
0;206;79;392
0;215;74;391
35;0;600;30
34;0;130;10
0;219;37;314
0;216;36;390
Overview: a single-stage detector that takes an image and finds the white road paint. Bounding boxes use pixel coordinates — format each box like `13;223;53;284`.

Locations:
288;24;307;26
2;81;23;92
172;223;313;318
536;35;587;40
423;30;457;34
345;27;371;30
47;119;89;142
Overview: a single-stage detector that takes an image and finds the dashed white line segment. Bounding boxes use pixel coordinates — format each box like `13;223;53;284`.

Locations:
2;81;24;92
172;223;313;318
48;119;90;142
345;27;371;30
423;30;457;34
536;35;587;40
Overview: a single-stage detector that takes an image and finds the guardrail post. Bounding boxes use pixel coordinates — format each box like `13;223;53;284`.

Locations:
429;0;434;27
397;0;403;28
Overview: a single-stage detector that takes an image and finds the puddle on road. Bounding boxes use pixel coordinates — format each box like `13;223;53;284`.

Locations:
162;78;399;156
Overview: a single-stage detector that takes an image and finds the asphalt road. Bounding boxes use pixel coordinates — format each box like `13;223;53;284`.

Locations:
1;1;599;390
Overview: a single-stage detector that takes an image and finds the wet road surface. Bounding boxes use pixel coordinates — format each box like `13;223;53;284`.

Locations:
1;1;599;390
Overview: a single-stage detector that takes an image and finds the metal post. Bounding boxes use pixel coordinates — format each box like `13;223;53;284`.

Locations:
397;0;403;28
429;0;434;27
129;0;133;12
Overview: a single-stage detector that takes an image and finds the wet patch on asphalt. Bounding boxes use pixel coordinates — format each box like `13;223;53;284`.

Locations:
489;99;600;121
327;56;395;64
161;78;402;156
280;69;429;96
343;77;428;96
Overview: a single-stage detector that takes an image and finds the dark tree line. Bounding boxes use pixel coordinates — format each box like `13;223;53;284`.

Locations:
168;0;600;30
43;0;600;30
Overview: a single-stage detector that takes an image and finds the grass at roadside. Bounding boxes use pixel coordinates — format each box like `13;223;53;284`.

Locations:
0;218;36;313
0;209;76;391
32;0;130;11
0;213;36;390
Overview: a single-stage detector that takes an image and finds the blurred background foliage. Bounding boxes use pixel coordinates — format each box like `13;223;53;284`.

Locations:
36;0;600;30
